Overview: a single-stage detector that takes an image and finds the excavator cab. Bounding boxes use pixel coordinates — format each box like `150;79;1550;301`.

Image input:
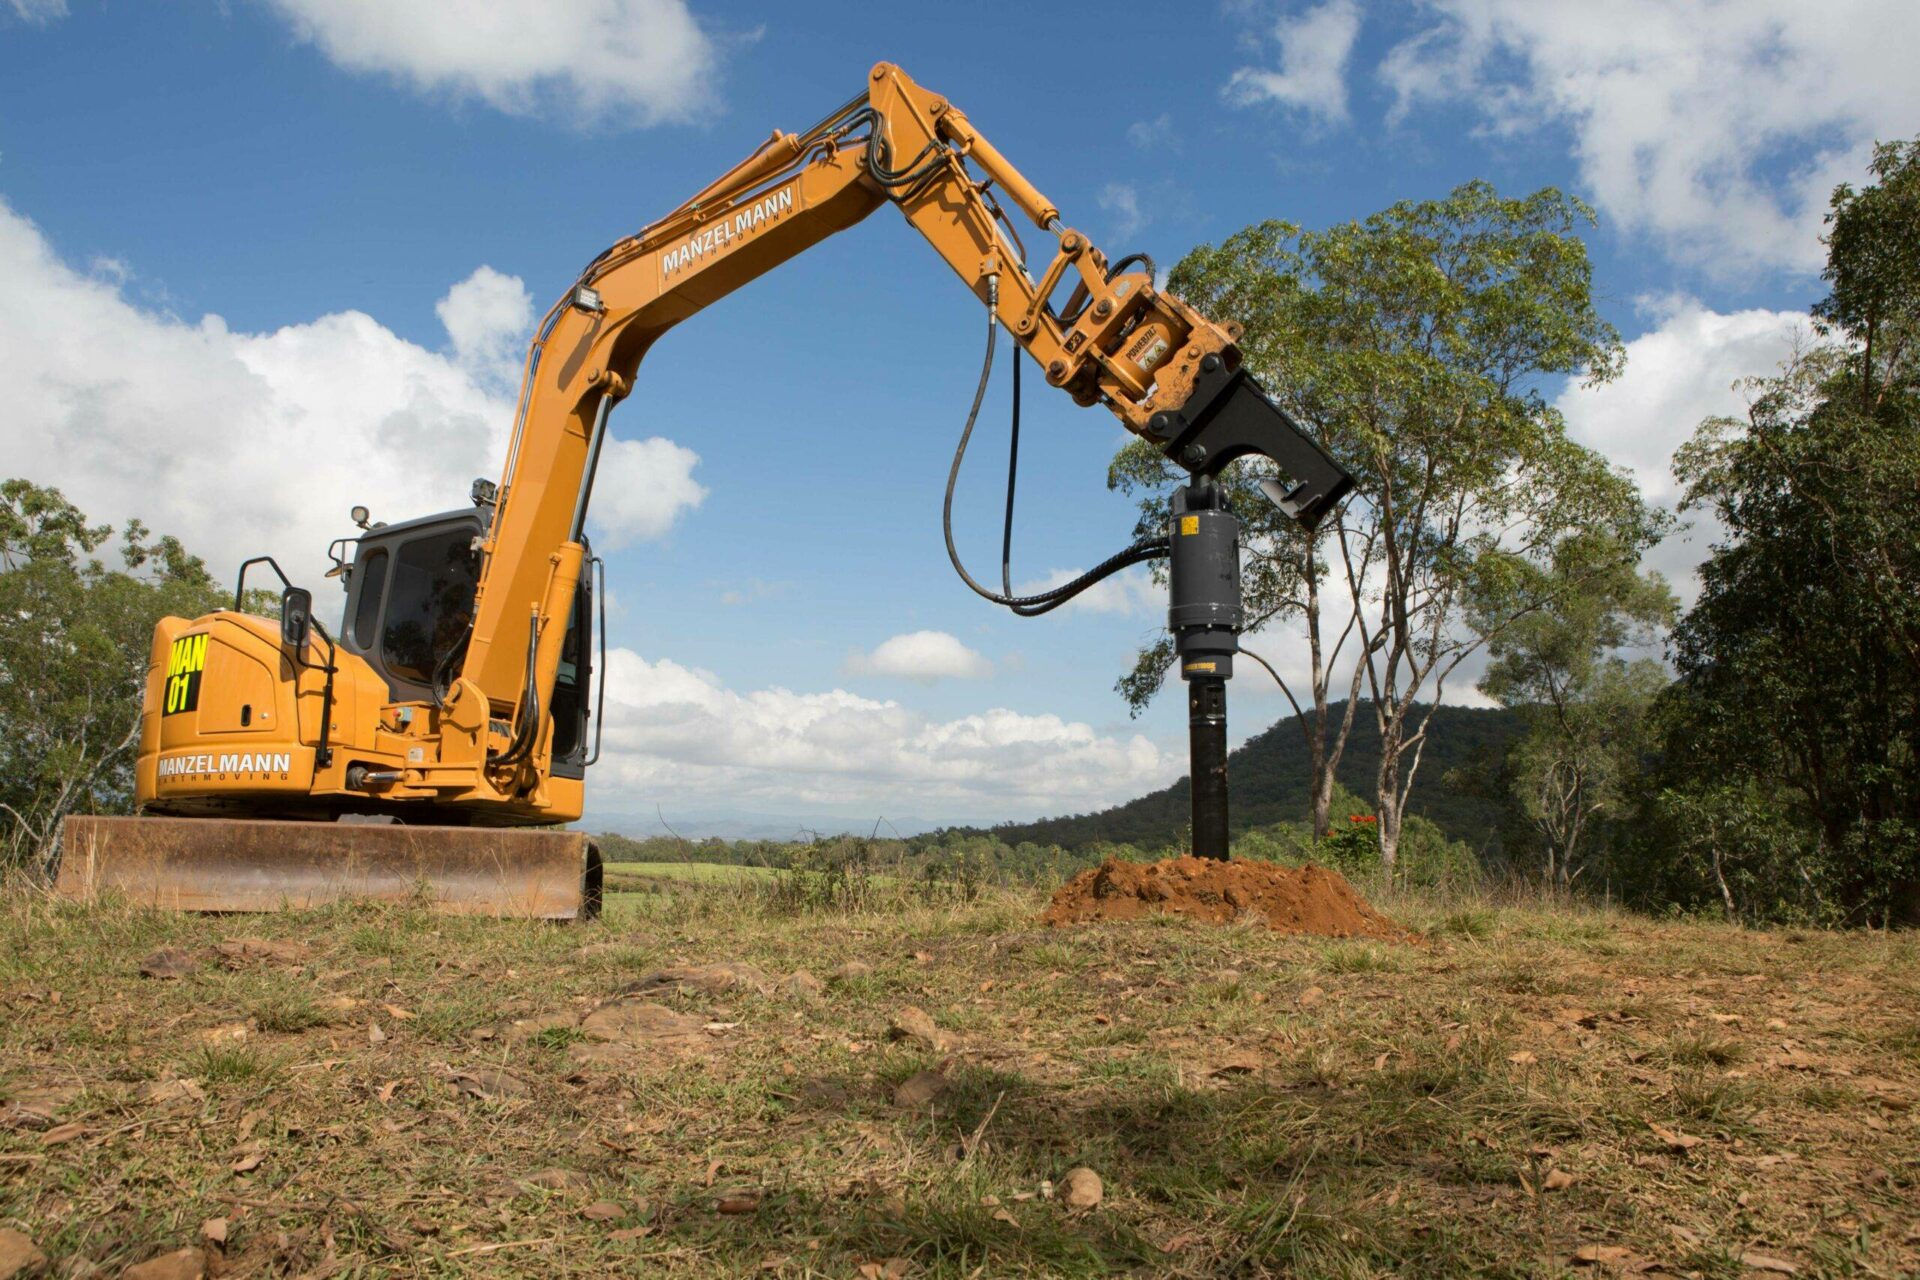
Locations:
335;500;594;781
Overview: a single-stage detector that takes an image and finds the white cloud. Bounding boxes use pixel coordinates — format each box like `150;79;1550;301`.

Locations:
584;436;707;550
844;630;993;683
5;0;65;23
0;196;703;587
435;265;532;381
1016;566;1161;617
1097;183;1146;241
1556;297;1812;599
1380;0;1920;272
594;648;1167;816
261;0;719;126
1226;0;1363;124
1127;113;1176;150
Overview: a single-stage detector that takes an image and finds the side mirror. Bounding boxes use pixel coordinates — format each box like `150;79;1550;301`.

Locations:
280;586;314;649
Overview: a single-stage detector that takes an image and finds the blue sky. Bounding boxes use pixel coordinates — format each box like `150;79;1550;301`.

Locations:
3;1;1912;833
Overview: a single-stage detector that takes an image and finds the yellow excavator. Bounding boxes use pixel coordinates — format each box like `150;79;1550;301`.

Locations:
54;64;1350;919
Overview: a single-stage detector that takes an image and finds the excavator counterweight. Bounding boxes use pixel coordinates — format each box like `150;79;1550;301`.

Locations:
54;62;1349;917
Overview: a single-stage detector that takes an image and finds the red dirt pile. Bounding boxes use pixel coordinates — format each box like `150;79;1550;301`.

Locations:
1041;856;1409;939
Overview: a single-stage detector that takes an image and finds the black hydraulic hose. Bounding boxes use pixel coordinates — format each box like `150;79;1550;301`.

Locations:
1000;349;1020;597
489;617;542;767
942;281;1169;617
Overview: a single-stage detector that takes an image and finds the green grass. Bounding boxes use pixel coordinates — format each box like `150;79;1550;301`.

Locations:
2;874;1916;1278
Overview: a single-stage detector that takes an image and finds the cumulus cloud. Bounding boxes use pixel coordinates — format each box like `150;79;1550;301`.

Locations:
594;648;1167;816
1379;0;1920;272
1226;0;1363;124
435;265;533;379
844;631;993;683
0;196;703;585
1127;113;1176;150
261;0;719;126
584;436;707;550
1097;183;1147;241
1556;297;1812;599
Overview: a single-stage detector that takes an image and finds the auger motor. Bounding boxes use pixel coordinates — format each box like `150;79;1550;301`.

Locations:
1167;478;1244;861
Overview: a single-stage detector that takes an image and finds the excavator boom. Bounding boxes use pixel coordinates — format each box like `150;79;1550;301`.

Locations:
58;63;1350;918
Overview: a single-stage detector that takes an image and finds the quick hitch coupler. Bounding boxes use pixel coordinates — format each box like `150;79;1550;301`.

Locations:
1167;478;1244;861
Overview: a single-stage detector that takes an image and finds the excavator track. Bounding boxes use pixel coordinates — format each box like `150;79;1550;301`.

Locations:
55;816;603;920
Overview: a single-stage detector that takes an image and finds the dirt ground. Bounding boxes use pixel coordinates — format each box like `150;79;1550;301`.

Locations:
1;880;1916;1278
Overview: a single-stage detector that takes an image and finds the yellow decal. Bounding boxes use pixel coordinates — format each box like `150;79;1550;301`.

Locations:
163;633;208;716
1184;661;1217;673
1179;515;1200;536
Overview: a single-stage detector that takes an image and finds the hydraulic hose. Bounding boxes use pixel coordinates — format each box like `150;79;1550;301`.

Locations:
942;276;1169;617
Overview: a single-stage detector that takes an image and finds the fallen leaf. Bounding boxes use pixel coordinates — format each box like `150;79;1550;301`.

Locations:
137;1078;205;1107
714;1191;760;1215
609;1226;654;1241
375;1080;404;1104
1297;986;1325;1008
521;1168;588;1192
1740;1253;1798;1275
40;1123;85;1146
1665;1224;1701;1247
1508;1050;1538;1066
1544;1169;1577;1191
990;1208;1020;1228
199;1217;228;1246
381;1003;416;1021
448;1068;529;1101
1373;1052;1391;1071
367;1022;387;1045
887;1006;952;1051
230;1149;265;1175
1211;1053;1263;1076
197;1022;249;1044
1648;1122;1703;1151
1571;1244;1634;1265
1060;1167;1103;1209
581;1200;623;1221
857;1261;911;1280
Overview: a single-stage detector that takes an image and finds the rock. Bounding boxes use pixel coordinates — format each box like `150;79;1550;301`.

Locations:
119;1248;205;1280
784;970;825;1000
892;1070;947;1108
578;999;713;1055
0;1229;45;1279
832;960;874;983
623;963;769;998
887;1006;951;1051
138;948;199;980
1061;1166;1103;1209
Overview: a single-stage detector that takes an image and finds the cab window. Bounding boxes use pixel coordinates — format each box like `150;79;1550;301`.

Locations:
380;531;478;686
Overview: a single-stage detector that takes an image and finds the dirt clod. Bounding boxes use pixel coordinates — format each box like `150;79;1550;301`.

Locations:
1061;1167;1103;1208
119;1247;204;1280
0;1229;45;1280
892;1070;947;1108
138;948;199;980
1041;858;1408;938
887;1006;950;1051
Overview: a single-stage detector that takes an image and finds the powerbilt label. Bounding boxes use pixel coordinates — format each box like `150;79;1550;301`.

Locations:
162;634;207;716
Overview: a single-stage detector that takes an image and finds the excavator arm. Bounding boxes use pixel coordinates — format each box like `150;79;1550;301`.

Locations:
460;62;1351;787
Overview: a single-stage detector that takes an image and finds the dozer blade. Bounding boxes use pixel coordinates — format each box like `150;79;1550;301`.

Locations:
55;816;602;920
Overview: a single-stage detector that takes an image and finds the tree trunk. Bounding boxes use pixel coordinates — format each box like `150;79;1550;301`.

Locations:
1375;750;1402;875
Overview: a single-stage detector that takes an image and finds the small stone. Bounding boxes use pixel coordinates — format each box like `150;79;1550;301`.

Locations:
119;1248;205;1280
832;960;873;983
1060;1167;1103;1209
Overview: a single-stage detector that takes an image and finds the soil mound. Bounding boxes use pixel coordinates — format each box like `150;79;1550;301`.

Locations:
1041;857;1408;939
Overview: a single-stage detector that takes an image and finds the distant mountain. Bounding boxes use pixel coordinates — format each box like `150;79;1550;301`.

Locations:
583;809;948;842
971;701;1522;852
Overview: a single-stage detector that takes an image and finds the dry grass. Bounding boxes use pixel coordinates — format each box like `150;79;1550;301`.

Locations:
1;875;1916;1277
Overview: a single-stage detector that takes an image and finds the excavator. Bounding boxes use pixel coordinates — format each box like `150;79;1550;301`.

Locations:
54;64;1351;919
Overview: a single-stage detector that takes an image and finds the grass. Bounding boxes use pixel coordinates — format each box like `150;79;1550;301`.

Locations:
1;874;1916;1277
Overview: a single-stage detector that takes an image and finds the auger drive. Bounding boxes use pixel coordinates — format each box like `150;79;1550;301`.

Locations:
55;63;1351;919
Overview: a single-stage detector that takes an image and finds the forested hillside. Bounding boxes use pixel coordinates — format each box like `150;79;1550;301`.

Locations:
970;702;1521;853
